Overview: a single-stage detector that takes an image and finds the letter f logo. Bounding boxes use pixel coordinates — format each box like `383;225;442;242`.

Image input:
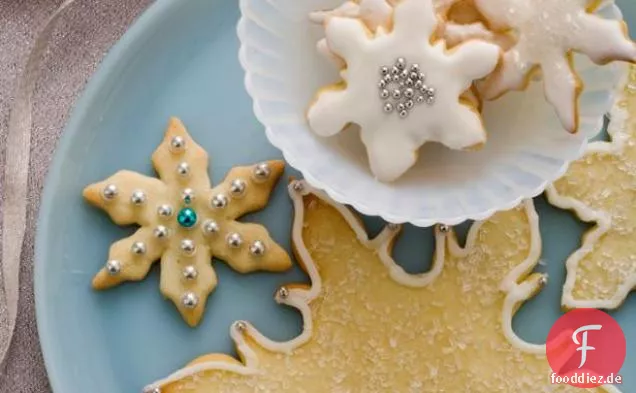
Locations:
572;324;602;369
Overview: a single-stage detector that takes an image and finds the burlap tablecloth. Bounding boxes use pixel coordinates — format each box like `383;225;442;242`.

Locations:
0;1;153;391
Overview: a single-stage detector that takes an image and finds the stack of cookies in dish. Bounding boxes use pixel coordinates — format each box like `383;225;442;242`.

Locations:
307;0;636;182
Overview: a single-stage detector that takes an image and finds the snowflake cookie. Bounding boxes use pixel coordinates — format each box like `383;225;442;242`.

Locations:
83;118;292;326
307;0;501;182
546;68;636;310
309;0;506;109
144;180;619;393
474;0;636;133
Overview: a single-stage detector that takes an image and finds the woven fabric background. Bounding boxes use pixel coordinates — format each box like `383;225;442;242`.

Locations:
0;1;152;390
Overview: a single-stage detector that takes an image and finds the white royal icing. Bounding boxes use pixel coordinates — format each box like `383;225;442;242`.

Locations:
143;180;578;392
474;0;636;133
308;0;500;182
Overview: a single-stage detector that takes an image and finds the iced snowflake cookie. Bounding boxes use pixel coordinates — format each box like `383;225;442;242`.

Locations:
83;118;292;326
307;0;500;182
546;68;636;310
309;0;500;110
474;0;636;133
144;181;620;393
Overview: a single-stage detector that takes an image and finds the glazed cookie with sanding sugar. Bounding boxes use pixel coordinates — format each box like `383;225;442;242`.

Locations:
143;180;620;393
307;0;501;182
473;0;636;133
83;118;292;327
546;68;636;310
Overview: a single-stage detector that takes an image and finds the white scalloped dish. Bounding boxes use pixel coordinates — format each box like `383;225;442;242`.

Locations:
237;0;626;226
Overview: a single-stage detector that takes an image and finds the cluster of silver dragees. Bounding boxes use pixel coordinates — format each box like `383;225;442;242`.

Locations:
378;57;436;118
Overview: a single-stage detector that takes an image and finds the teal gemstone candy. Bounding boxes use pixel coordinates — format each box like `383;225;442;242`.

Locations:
177;207;198;228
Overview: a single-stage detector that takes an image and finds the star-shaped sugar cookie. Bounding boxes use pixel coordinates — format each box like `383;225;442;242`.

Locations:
474;0;636;133
308;0;500;182
144;181;619;393
546;68;636;309
83;118;291;326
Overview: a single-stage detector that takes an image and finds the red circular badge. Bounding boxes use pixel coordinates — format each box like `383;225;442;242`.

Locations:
546;309;626;388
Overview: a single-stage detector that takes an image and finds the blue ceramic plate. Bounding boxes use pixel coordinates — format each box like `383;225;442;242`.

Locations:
35;1;636;392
